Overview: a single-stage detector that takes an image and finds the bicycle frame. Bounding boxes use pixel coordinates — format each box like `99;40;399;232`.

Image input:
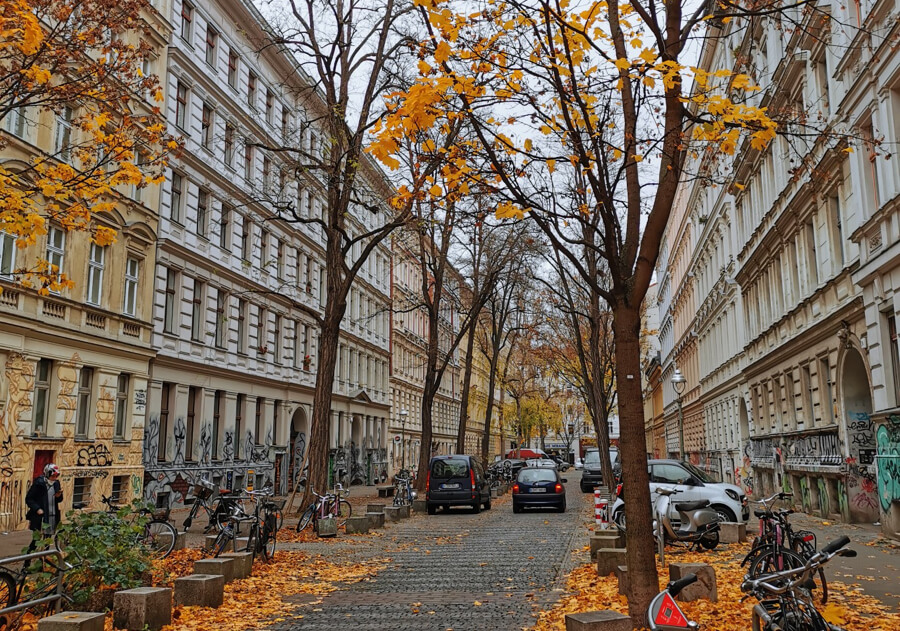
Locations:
0;549;67;620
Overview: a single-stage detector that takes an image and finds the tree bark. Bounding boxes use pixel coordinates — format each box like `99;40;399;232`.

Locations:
456;326;477;453
479;349;501;461
614;298;658;626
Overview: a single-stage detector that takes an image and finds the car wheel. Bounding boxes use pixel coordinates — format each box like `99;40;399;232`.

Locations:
558;501;566;513
614;508;626;529
472;499;481;514
580;484;589;493
712;505;737;523
427;504;436;515
484;496;492;510
512;502;521;514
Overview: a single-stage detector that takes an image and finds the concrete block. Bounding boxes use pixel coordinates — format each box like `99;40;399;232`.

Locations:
38;612;106;631
412;499;427;513
565;610;632;631
233;536;250;552
193;557;236;583
595;548;627;576
367;512;385;529
113;587;172;631
615;565;629;596
590;534;624;558
383;506;401;522
345;516;370;534
367;503;386;514
397;505;411;519
173;574;225;608
221;552;253;579
204;534;219;550
491;488;499;499
720;522;747;544
499;483;508;495
316;517;337;537
669;563;717;602
173;531;187;550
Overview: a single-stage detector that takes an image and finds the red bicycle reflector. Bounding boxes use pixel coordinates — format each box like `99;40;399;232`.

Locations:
803;535;814;542
654;593;689;628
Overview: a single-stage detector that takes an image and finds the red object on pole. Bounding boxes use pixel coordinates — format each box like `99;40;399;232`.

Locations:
594;489;609;528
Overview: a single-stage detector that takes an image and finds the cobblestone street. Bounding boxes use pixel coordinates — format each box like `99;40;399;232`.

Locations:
269;476;592;631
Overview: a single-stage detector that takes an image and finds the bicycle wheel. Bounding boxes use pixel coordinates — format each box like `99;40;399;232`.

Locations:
213;527;233;557
791;534;828;604
262;515;277;561
0;570;17;610
335;499;352;525
749;548;827;602
142;520;176;559
297;505;315;532
244;525;259;562
274;508;284;531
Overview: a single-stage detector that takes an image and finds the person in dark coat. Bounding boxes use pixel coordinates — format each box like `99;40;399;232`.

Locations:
25;463;62;551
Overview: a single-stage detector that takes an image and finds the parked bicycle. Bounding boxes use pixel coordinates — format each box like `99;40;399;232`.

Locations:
741;535;855;631
209;487;280;562
0;549;70;628
54;496;176;560
393;470;416;507
295;485;352;532
742;492;827;604
647;572;699;630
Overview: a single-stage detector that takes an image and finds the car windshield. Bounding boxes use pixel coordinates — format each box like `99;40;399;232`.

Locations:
431;458;469;479
518;469;557;483
583;450;600;465
681;462;715;483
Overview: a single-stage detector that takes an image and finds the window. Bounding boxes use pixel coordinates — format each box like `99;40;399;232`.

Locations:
828;192;844;272
132;152;146;202
0;231;15;277
240;217;251;261
650;463;692;484
237;298;247;353
186;386;198;461
213;390;224;460
114;373;129;439
227;49;238;88
205;25;217;66
33;358;52;434
54;106;73;160
862;120;880;209
4;107;26;138
254;397;264;444
262;156;271;191
111;475;127;503
281;109;290;139
73;478;93;506
224;123;235;167
46;227;65;288
247;72;257;109
201;103;213;149
244;142;253;180
256;305;267;355
75;367;94;438
273;314;282;363
214;289;227;348
175;81;188;130
191;280;204;341
260;230;269;267
805;221;818;289
819;357;835;425
276;242;284;278
196;188;209;236
219;204;231;249
163;268;177;334
265;90;274;123
86;244;105;306
180;1;193;41
123;257;139;317
159;382;171;461
170;172;184;223
889;314;900;404
235;393;245;458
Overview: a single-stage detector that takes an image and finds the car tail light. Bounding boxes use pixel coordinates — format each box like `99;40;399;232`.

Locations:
470;468;476;498
555;483;563;493
426;472;430;493
512;484;519;494
616;483;623;497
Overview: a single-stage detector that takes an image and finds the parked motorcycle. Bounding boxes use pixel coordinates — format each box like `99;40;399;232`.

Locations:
617;485;720;552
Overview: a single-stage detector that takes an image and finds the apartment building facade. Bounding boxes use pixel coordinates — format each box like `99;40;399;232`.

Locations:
143;0;393;506
663;1;900;534
0;0;171;529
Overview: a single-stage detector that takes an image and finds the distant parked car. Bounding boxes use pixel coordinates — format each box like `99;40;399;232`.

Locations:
512;467;568;513
580;448;621;492
550;455;571;471
525;458;557;470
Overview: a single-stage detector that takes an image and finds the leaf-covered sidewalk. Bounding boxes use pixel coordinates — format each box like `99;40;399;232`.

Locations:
531;543;900;631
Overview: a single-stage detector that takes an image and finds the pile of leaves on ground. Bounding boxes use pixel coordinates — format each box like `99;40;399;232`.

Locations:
531;543;899;631
133;550;388;631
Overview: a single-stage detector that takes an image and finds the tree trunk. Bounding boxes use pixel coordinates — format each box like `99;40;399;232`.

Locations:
456;326;477;453
479;351;500;460
614;298;658;626
305;306;342;504
417;377;438;490
588;294;616;492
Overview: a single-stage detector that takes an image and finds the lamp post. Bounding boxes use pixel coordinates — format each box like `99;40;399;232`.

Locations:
399;409;408;471
672;368;687;461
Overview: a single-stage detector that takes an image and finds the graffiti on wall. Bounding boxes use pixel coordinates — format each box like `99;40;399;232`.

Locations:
350;441;364;485
223;431;234;462
876;418;900;512
1;436;13;478
799;476;810;513
199;424;212;464
76;444;112;467
816;477;830;517
735;442;753;496
782;432;841;467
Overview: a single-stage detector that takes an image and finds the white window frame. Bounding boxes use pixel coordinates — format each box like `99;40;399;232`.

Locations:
46;227;65;289
170;172;184;224
114;373;130;439
54;106;73;160
0;231;17;278
86;243;105;306
4;107;27;138
123;257;139;316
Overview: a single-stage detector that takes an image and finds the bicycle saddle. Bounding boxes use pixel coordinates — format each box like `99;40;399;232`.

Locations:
754;509;773;519
674;499;710;511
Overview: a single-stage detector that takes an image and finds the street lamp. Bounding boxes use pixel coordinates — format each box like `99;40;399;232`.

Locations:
672;368;687;461
399;409;408;471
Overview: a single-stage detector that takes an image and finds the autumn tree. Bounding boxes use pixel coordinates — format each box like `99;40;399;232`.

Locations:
1;0;171;291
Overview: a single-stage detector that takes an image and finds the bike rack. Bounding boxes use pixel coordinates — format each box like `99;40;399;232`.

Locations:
0;548;67;618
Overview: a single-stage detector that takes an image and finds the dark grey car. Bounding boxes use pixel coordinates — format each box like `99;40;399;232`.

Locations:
580;448;620;492
426;455;492;514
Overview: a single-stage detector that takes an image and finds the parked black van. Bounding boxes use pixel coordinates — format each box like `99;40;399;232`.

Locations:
425;454;491;514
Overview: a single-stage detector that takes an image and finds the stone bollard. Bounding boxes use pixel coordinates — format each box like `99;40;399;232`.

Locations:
383;506;401;522
367;503;386;514
193;557;236;583
564;610;632;631
204;534;218;550
113;587;172;631
345;516;371;534
397;505;411;519
317;517;337;537
499;483;508;495
173;531;187;550
367;512;385;529
412;499;427;513
595;548;627;576
38;612;106;631
590;534;624;558
669;563;717;602
174;574;225;608
221;552;253;579
720;522;747;544
614;565;629;596
491;488;499;499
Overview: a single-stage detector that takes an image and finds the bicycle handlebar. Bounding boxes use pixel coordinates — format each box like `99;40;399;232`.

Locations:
741;536;854;597
754;492;793;508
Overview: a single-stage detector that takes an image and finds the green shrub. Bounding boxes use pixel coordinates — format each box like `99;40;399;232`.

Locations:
49;501;154;606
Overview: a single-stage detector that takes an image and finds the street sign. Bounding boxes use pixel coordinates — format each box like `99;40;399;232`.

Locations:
393;435;402;443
